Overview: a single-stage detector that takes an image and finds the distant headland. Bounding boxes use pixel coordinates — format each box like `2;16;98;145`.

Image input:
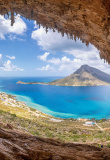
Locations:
17;81;47;85
17;65;110;86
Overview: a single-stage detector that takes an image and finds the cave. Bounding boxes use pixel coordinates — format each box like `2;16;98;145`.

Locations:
0;1;110;160
0;0;110;62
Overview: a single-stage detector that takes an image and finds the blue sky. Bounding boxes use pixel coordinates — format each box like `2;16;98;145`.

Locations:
0;14;110;77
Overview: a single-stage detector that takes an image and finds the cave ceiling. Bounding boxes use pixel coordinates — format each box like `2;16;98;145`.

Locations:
0;0;110;63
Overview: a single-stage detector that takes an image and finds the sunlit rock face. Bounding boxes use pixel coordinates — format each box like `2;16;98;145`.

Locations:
0;0;110;63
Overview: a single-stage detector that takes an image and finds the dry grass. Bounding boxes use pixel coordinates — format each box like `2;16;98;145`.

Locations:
0;99;110;146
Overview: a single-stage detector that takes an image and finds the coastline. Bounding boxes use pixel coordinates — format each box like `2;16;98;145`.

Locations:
0;91;109;121
17;80;110;87
0;92;60;121
17;81;48;85
0;91;78;120
0;91;110;145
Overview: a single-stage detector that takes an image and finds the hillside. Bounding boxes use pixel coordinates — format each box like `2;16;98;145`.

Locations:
0;128;110;160
49;65;110;86
0;93;110;159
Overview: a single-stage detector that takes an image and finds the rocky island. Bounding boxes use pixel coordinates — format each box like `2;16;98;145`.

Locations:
17;65;110;86
17;81;47;85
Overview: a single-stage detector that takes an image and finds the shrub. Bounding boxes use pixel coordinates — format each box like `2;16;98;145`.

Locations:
107;143;110;148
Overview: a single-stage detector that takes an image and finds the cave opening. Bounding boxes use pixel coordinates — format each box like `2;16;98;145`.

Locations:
0;1;110;158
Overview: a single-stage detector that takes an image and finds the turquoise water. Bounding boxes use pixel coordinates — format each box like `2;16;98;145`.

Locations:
0;77;110;119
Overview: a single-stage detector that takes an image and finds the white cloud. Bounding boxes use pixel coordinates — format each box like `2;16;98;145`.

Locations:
8;34;26;41
34;21;38;29
9;15;27;34
66;46;99;61
0;54;24;72
41;47;110;75
36;64;53;71
6;55;16;60
3;60;14;71
48;56;71;65
37;52;50;61
31;26;93;52
0;54;4;67
32;26;110;75
59;49;110;74
61;56;71;63
8;35;17;40
15;67;24;71
0;14;27;40
0;54;2;59
3;60;24;72
48;57;60;65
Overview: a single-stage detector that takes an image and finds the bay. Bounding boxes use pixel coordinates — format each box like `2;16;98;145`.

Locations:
0;77;110;119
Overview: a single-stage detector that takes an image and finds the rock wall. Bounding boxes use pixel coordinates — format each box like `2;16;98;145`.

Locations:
0;0;110;62
0;128;110;160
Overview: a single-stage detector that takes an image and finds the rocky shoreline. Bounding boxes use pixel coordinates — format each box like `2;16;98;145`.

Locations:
17;81;48;85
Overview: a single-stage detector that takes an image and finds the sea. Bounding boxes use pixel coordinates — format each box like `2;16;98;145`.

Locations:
0;77;110;120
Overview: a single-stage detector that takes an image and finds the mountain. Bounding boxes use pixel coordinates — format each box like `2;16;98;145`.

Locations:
49;65;110;86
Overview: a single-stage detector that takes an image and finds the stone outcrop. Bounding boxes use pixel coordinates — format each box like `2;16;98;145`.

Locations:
0;128;110;160
0;0;110;62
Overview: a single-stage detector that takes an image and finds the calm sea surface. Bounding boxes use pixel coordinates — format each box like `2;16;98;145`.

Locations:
0;77;110;119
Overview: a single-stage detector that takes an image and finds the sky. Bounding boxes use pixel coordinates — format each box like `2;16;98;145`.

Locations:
0;14;110;77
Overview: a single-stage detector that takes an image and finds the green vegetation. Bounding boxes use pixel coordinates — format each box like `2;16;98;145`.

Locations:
0;98;110;147
29;107;37;112
107;143;110;148
8;94;13;98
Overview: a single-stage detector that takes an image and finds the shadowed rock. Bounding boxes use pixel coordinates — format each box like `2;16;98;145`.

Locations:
0;128;110;160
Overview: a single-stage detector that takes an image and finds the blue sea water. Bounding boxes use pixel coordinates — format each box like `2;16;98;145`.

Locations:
0;77;110;119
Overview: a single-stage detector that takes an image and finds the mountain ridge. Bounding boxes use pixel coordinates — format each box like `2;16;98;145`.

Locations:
48;65;110;86
74;65;110;83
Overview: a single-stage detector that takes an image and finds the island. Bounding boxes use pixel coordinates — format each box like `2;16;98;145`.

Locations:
17;81;48;85
17;65;110;86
